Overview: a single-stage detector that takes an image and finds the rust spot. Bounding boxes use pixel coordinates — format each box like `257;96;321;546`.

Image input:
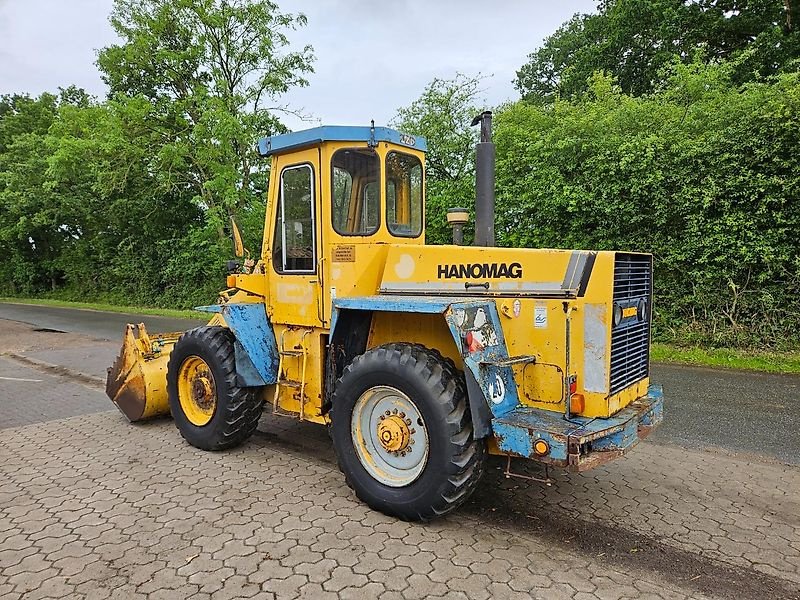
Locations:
112;381;146;422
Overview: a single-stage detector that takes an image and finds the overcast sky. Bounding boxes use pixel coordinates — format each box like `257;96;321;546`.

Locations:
0;0;596;130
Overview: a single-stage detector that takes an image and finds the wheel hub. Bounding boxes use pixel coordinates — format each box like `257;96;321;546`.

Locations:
377;414;411;452
191;376;214;410
351;386;429;487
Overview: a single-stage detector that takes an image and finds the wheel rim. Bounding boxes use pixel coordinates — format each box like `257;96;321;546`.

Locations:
177;355;217;426
351;385;429;487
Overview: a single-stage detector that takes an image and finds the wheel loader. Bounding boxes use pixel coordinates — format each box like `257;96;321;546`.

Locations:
106;112;663;521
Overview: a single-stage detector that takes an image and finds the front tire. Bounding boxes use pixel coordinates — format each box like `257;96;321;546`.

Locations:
167;326;263;451
331;343;486;521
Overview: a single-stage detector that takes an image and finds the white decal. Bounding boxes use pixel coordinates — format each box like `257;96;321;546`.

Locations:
489;373;505;404
394;253;415;279
534;304;548;328
513;299;521;318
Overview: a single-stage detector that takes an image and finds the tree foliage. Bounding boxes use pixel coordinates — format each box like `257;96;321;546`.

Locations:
2;0;799;351
0;0;313;307
498;65;800;348
98;0;314;232
515;0;800;101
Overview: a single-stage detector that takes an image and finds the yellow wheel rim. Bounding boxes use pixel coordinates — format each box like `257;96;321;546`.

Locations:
177;356;217;426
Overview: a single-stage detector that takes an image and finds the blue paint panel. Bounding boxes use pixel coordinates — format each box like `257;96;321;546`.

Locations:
330;295;452;334
233;339;265;388
333;295;452;313
258;125;427;156
220;304;279;386
444;301;520;419
492;384;664;466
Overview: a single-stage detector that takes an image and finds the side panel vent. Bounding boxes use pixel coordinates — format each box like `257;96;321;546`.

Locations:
610;253;652;395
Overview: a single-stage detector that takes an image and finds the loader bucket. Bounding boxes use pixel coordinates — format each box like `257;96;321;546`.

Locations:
106;323;182;422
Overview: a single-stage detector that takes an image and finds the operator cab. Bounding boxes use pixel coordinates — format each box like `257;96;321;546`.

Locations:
256;125;427;327
258;125;426;248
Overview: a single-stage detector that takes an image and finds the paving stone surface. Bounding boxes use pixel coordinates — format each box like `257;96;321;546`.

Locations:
1;409;724;600
1;318;799;599
0;357;110;429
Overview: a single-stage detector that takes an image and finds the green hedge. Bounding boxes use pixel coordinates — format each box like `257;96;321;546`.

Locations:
492;66;800;349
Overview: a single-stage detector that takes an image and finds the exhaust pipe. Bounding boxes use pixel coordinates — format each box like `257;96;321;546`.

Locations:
471;111;495;247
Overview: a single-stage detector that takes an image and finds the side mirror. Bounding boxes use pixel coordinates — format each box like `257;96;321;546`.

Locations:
230;216;245;258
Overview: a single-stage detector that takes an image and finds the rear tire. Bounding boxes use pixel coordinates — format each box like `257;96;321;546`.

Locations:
167;326;263;451
331;343;486;521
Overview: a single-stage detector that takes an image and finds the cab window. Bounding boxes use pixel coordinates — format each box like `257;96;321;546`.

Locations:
332;149;380;235
386;152;422;237
273;164;315;273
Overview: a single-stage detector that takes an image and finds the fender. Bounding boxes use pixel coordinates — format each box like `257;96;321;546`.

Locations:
196;303;279;387
329;295;509;438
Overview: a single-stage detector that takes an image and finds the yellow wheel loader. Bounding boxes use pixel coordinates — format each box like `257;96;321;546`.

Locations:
107;113;663;521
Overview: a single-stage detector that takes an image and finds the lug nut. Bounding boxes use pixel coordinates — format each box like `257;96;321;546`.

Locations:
405;419;412;425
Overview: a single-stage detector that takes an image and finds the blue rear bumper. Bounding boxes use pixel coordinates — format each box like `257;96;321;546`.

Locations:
492;384;664;472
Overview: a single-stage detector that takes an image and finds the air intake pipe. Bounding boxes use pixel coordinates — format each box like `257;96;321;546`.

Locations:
471;110;495;247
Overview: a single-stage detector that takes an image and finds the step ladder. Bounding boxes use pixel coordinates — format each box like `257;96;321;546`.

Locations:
272;328;312;420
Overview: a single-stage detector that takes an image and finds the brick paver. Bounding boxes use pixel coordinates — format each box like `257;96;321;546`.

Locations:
1;318;799;599
0;409;728;600
0;357;110;429
470;439;800;586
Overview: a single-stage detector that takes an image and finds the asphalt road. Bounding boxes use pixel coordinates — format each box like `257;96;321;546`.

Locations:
1;301;798;465
0;301;206;340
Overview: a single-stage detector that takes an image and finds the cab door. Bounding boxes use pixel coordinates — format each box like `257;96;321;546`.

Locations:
265;148;324;328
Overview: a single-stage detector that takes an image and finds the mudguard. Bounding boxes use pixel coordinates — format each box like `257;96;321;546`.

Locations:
197;303;279;387
330;295;502;438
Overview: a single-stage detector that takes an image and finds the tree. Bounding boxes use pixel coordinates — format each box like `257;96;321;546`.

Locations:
97;0;315;239
515;0;800;102
0;89;91;293
391;74;485;244
514;14;606;103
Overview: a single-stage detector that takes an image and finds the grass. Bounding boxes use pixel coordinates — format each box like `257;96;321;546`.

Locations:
2;296;799;374
651;342;800;374
0;297;206;320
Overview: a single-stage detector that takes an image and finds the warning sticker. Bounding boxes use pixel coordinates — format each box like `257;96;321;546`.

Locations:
534;303;548;328
332;245;355;262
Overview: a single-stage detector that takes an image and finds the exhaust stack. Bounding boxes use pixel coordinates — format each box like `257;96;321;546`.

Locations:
471;111;495;247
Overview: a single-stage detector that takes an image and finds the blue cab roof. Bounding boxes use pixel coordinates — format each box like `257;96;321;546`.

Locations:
257;125;427;157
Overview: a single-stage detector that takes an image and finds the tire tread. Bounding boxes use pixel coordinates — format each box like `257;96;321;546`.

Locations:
167;326;264;451
332;342;486;521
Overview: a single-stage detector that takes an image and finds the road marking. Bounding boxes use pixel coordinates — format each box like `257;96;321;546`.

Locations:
0;375;44;382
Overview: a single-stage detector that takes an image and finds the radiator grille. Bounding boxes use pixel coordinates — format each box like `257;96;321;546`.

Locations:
610;253;652;395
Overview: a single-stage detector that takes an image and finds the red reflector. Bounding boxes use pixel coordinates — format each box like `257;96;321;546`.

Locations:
569;378;577;395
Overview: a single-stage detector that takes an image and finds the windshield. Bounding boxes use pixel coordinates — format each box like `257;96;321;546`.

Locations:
331;149;380;235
